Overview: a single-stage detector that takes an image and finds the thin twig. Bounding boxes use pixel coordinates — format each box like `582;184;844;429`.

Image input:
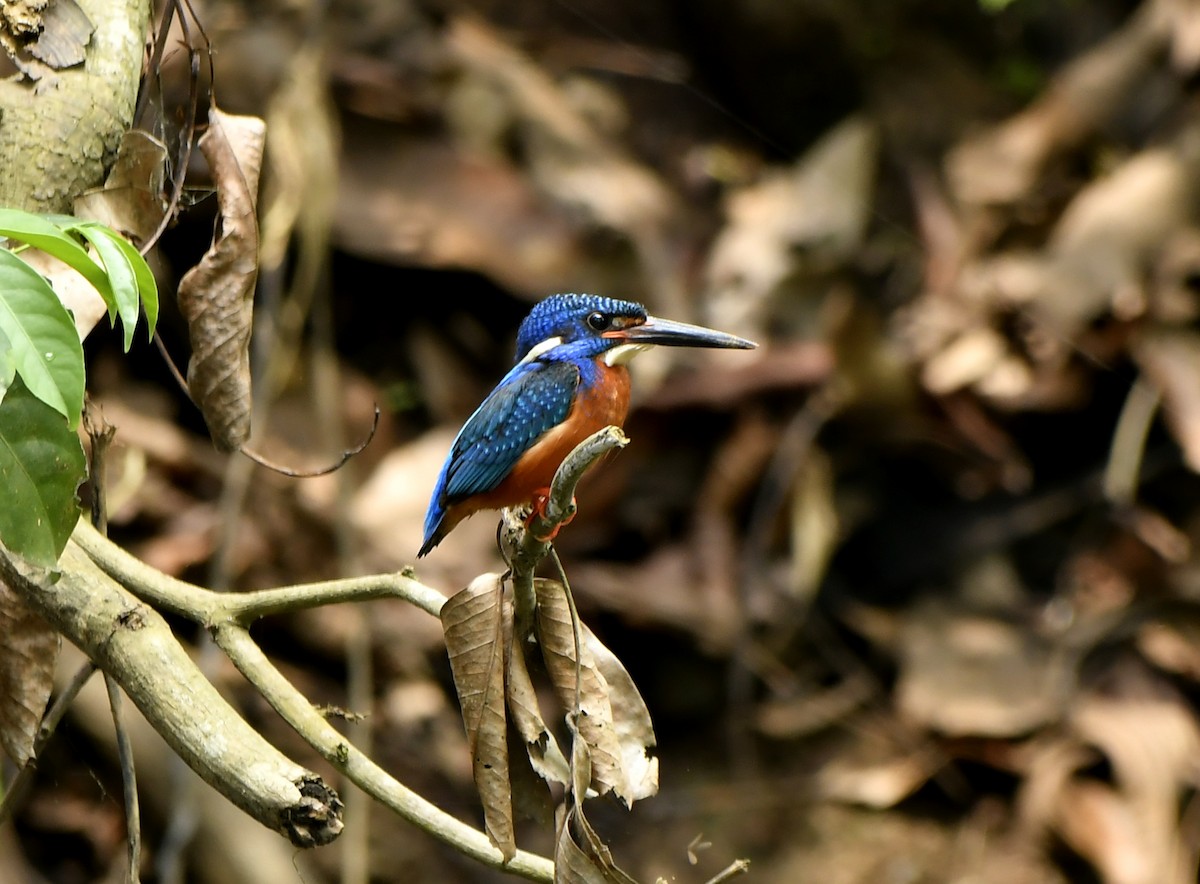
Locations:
213;623;556;883
239;407;380;477
85;406;140;882
703;858;751;884
140;0;203;257
105;673;141;883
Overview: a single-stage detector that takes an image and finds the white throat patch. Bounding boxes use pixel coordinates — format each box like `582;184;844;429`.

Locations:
604;342;652;366
518;336;563;365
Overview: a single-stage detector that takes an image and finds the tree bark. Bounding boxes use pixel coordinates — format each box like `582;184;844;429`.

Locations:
0;0;150;212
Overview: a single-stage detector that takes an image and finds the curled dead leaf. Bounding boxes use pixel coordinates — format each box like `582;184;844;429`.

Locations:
507;628;571;786
0;578;59;765
440;573;516;860
534;578;658;806
75;130;169;245
554;730;640;884
176;106;266;451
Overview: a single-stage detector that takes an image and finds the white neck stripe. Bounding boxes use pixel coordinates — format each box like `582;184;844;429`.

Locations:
518;336;564;365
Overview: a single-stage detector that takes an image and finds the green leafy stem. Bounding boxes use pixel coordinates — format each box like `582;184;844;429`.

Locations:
0;208;159;566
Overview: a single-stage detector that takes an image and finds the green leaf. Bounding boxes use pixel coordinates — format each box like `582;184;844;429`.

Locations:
0;248;85;427
0;377;85;566
0;326;14;406
73;224;139;350
104;228;158;340
0;209;114;311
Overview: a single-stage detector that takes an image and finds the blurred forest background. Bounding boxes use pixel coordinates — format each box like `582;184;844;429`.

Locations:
9;0;1200;881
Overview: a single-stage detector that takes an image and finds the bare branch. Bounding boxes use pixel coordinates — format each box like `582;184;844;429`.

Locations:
72;518;447;621
0;540;344;847
213;623;556;883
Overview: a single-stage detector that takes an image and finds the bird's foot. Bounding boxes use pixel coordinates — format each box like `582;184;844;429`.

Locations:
528;488;576;542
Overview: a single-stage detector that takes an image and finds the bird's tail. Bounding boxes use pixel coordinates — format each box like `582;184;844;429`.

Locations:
418;504;450;558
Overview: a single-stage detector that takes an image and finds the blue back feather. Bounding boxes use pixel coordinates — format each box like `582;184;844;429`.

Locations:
421;360;579;550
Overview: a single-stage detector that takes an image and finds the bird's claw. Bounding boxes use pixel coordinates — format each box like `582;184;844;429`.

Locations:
527;488;576;542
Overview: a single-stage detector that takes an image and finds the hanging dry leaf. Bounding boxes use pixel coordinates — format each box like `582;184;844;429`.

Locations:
534;578;657;806
554;730;640;884
587;635;658;803
507;627;571;786
440;573;515;860
177;106;266;451
75;130;169;244
506;716;556;827
0;579;59;765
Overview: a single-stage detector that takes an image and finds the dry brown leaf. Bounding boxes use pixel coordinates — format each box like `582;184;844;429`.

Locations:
506;717;556;828
507;628;570;787
945;0;1171;209
586;634;658;803
1019;658;1200;884
74;130;169;244
704;116;878;341
1068;660;1200;884
1133;327;1200;472
554;734;640;884
535;578;654;806
440;573;515;860
0;578;59;765
896;594;1075;738
177;106;266;451
554;802;641;884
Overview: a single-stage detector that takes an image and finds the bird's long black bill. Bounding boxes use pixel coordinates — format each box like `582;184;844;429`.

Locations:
614;316;757;349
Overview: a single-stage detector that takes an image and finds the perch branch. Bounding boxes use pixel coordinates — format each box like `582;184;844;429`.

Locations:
505;425;629;633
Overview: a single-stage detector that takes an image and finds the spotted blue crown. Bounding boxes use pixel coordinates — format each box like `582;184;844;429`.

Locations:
515;293;646;362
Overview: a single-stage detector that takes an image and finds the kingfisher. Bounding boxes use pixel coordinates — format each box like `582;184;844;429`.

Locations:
418;293;757;556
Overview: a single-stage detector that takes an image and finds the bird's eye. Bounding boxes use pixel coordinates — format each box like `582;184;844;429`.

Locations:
586;312;610;331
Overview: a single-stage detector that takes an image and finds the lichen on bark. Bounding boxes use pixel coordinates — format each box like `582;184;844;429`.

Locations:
0;0;150;213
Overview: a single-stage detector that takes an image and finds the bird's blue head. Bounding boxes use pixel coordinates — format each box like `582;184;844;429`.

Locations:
513;293;755;367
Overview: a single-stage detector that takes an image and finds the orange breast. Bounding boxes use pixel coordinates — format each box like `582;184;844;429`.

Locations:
468;361;631;514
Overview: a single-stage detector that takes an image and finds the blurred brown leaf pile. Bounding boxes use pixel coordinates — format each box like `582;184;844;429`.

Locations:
16;0;1200;882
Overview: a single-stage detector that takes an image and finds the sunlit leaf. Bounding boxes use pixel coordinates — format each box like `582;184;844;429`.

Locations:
0;208;113;308
0;326;14;405
441;573;516;860
0;248;85;426
0;377;85;566
71;223;137;348
0;578;59;765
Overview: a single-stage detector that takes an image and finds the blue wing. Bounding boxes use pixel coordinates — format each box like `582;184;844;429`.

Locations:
420;360;579;554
